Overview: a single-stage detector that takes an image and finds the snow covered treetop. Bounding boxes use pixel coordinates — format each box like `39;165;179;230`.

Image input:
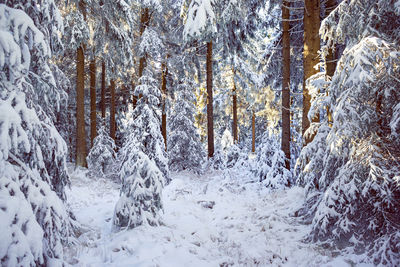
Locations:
0;4;48;77
139;0;162;12
183;0;217;41
320;0;400;50
134;68;161;107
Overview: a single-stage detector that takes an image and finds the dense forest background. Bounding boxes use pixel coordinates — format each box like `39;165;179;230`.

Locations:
0;0;399;266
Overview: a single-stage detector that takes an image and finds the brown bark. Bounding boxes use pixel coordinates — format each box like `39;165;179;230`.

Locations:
132;82;137;109
206;41;214;158
161;62;168;150
101;60;106;118
76;45;87;167
303;0;321;145
325;0;337;127
110;78;116;140
90;57;97;148
281;0;291;170
252;111;255;153
232;69;238;144
138;8;150;79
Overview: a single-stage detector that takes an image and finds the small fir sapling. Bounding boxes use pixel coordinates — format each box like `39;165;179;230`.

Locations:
210;144;226;170
253;132;291;189
113;149;163;229
113;68;167;230
226;144;241;168
168;80;205;172
87;120;117;178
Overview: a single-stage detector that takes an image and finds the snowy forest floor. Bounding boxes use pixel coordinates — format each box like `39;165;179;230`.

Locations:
65;167;357;267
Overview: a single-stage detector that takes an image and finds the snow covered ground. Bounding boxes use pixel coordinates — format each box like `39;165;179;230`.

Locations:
65;168;354;266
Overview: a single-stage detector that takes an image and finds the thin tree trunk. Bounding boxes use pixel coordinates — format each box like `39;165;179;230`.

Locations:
252;111;255;153
206;41;214;158
232;68;238;144
90;57;97;147
132;81;137;109
101;60;106;118
76;45;87;167
281;0;291;170
303;0;320;145
325;0;337;127
110;78;116;140
161;61;168;150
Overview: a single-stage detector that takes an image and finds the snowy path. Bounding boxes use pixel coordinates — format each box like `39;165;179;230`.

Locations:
66;169;344;266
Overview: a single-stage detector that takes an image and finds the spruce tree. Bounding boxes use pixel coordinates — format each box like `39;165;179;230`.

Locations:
113;68;168;230
0;4;72;265
87;121;117;178
168;79;205;172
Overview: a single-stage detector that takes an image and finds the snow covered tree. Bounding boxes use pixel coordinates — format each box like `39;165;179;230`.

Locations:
113;149;163;229
87;120;116;178
226;144;241;168
0;4;72;265
296;1;400;264
168;80;205;172
113;68;168;230
253;132;292;189
183;0;217;158
220;129;233;151
209;144;226;170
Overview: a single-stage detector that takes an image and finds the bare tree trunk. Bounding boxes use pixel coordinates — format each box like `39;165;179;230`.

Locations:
101;60;106;118
132;81;137;109
90;57;97;147
325;0;337;127
206;41;214;158
303;0;320;145
281;0;291;170
161;61;168;150
232;68;238;144
252;111;255;153
76;45;87;167
110;78;116;140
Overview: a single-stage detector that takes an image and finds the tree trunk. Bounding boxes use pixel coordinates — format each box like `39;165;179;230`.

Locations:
90;57;97;148
76;46;87;167
232;68;238;144
325;0;337;127
132;81;137;109
161;61;168;150
281;0;291;170
303;0;320;145
138;7;150;79
252;111;255;153
110;78;116;140
101;60;106;118
206;41;214;158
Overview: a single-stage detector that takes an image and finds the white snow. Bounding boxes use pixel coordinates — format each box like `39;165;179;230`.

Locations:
66;168;356;266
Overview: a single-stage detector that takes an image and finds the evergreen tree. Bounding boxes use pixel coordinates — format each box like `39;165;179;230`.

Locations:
226;144;241;168
297;1;400;264
253;132;292;189
168;79;205;172
87;120;117;178
183;0;217;158
114;68;168;230
0;4;72;265
113;149;163;229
